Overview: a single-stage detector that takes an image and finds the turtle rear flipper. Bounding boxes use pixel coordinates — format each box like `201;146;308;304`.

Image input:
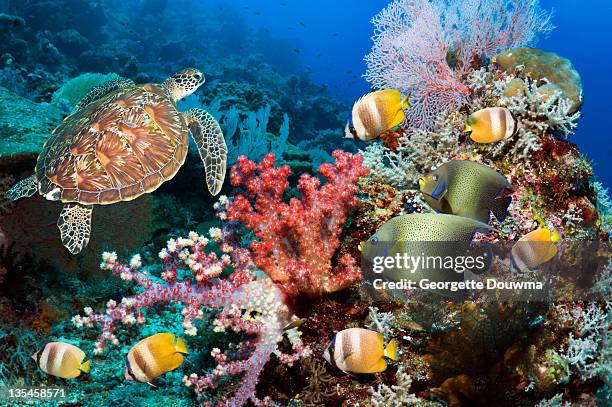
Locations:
185;108;227;195
76;78;135;111
5;175;37;201
57;203;93;255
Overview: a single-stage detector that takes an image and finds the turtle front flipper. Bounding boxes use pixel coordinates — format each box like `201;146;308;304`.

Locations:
5;175;38;201
76;78;135;111
184;108;227;195
57;203;93;255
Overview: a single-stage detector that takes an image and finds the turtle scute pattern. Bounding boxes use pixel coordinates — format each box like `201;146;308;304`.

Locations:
36;84;189;205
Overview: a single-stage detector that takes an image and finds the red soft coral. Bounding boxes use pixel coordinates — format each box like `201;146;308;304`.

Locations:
228;150;368;298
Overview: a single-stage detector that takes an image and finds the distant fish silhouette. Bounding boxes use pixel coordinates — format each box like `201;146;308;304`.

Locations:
293;48;301;53
299;21;305;27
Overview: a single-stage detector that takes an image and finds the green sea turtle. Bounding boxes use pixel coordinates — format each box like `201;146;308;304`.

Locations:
5;68;227;254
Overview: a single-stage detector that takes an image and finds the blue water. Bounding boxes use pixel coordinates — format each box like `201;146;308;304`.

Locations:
226;0;612;188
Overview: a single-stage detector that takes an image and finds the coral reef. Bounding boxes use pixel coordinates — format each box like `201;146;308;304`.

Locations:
227;151;368;298
0;0;609;406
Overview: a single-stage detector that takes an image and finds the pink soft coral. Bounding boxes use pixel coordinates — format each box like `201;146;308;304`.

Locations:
73;234;308;407
228;150;368;298
364;0;553;131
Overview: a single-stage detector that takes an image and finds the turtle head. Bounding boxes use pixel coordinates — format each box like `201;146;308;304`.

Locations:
163;68;205;101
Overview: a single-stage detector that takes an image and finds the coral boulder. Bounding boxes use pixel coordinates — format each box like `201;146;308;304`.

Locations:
496;47;583;113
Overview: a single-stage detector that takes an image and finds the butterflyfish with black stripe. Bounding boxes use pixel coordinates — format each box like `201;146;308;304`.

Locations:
465;107;516;143
345;89;410;141
323;328;396;375
124;332;188;384
32;341;91;379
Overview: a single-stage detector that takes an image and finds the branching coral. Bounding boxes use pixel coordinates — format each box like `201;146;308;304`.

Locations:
593;181;612;234
497;76;581;136
535;393;571;407
365;0;553;131
73;233;309;406
563;302;611;386
227;151;367;298
369;366;441;406
366;306;396;340
361;117;462;189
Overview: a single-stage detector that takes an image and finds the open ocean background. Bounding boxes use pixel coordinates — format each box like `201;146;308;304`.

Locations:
224;0;612;188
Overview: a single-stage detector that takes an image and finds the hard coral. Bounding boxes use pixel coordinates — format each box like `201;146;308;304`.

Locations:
228;151;368;298
496;47;583;113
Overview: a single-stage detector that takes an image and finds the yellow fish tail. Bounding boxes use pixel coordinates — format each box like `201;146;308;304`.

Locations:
401;95;410;109
175;336;188;355
551;229;561;242
384;339;397;360
80;359;91;374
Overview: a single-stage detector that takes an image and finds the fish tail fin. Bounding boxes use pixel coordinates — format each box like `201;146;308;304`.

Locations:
384;339;397;360
401;95;410;109
491;195;512;222
80;359;91;374
175;336;188;355
551;229;561;242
